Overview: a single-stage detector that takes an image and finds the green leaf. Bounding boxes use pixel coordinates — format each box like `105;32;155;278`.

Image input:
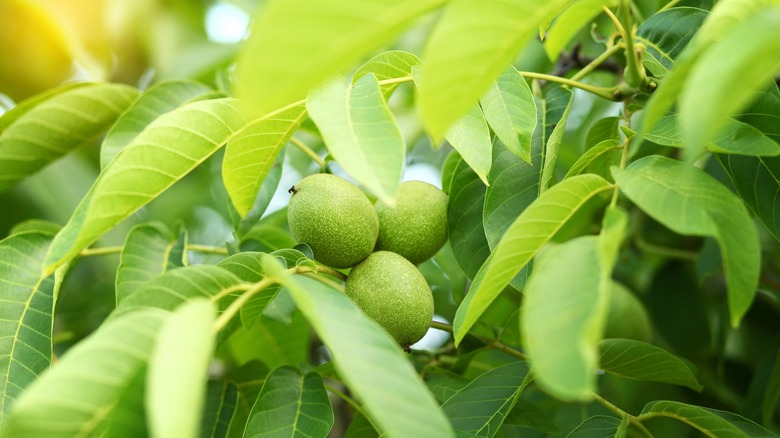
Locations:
225;361;270;438
521;237;606;401
1;309;169;437
502;399;560;434
43;98;249;272
353;50;421;98
446;151;491;279
0;83;88;133
441;361;531;437
226;312;310;370
645;115;780;156
540;87;574;191
638;401;776;437
113;265;244;318
0;232;55;424
223;104;306;217
235;0;445;116
679;7;780;156
453;174;613;344
564;139;623;179
480;66;536;163
147;299;216;438
201;381;238;438
612;155;760;327
344;413;379;438
216;252;286;330
544;0;612;61
425;369;471;404
636;7;708;76
115;222;188;305
307;74;404;203
244;366;333;438
100;79;214;168
266;262;455;438
228;152;285;238
599;339;702;391
567;416;623;437
0;83;138;191
420;0;571;139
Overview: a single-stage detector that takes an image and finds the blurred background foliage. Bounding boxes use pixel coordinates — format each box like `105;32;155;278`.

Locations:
3;0;779;435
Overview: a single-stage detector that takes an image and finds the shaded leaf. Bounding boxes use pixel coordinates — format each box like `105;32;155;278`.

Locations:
502;399;559;434
480;66;536;163
244;366;333;438
236;0;445;116
540;87;574;191
425;369;471;404
2;309;168;436
101;79;214;168
344;413;379;438
446;152;490;280
453;174;612;344
115;222;188;305
226;311;310;370
147;299;216;438
420;0;572;139
225;361;270;438
201;381;238;438
441;361;531;437
0;232;55;424
265;261;455;438
43;98;249;272
566;416;623;438
636;7;708;76
223;104;306;217
639;401;775;437
599;339;702;390
307;74;404;203
564;139;622;179
0;83;138;191
644;115;780;156
613;155;760;327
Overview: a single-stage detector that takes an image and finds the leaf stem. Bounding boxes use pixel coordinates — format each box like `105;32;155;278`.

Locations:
187;244;229;255
324;383;380;432
570;44;624;82
79;245;124;257
609;136;633;207
209;283;252;303
659;0;683;12
592;391;629;417
212;277;277;332
517;71;619;101
290;137;326;169
429;321;528;361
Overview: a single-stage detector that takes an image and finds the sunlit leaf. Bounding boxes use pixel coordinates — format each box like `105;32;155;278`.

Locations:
679;7;780;156
0;232;55;424
265;260;454;438
613;155;760;326
544;0;612;61
564;139;622;179
0;83;87;132
480;65;536;163
441;361;530;436
236;0;445;116
0;83;137;191
353;50;420;98
420;0;572;139
599;339;702;391
244;366;333;438
115;222;188;305
453;174;612;344
307;74;404;203
644;115;780;156
2;309;169;436
43;98;249;272
638;401;775;437
147;299;216;438
223;103;306;217
101;79;214;168
228;152;285;238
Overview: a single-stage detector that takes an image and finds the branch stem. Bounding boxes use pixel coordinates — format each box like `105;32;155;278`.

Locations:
517;71;619;101
570;44;623;82
187;244;229;255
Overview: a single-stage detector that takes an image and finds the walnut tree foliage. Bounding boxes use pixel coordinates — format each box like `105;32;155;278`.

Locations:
1;0;780;436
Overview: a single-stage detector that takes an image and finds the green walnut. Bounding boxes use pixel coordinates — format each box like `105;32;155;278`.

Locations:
346;251;434;349
604;282;652;342
287;173;378;269
375;181;448;265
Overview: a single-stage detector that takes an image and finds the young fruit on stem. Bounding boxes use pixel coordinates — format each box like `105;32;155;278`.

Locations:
287;173;378;269
345;251;434;350
374;181;448;265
